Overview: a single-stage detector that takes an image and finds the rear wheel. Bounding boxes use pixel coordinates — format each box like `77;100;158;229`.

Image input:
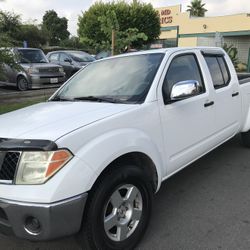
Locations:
77;165;153;250
241;130;250;148
17;76;29;91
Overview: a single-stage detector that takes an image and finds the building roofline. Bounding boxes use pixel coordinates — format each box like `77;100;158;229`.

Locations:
155;4;181;10
156;4;250;18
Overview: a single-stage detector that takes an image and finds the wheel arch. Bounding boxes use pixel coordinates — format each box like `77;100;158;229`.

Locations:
90;152;159;194
16;73;30;90
16;73;28;82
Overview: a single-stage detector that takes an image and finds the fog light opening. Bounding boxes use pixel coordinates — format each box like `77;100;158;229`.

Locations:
24;216;42;235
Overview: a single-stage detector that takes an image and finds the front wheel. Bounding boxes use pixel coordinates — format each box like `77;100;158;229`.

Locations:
77;166;153;250
17;76;29;91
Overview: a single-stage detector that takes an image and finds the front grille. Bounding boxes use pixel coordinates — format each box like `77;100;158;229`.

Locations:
0;152;20;182
39;67;59;73
40;76;64;79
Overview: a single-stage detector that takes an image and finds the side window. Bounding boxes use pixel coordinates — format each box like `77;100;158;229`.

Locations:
49;53;59;62
217;57;230;84
60;53;71;62
204;55;230;89
162;54;205;102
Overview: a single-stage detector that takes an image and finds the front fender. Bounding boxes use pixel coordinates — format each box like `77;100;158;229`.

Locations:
74;128;164;191
17;72;31;84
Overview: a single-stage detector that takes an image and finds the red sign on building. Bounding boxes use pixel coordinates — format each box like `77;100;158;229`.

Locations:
159;9;173;24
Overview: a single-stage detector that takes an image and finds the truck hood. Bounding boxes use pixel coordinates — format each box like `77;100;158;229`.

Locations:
0;102;135;141
20;63;61;69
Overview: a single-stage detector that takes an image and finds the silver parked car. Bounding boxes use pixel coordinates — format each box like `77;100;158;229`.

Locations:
0;48;66;91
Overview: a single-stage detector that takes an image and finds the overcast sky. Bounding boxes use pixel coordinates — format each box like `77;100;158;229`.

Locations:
1;0;250;36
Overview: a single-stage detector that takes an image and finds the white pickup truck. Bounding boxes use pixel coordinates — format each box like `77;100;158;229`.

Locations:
0;47;250;250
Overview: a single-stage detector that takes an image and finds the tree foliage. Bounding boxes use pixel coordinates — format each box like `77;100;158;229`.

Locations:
0;11;46;48
0;11;21;44
187;0;207;17
97;10;147;53
78;0;160;52
0;11;20;76
42;10;70;45
18;24;47;48
0;9;72;75
59;36;90;51
0;11;46;76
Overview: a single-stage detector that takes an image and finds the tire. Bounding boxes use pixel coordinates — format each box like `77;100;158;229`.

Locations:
17;76;28;91
77;165;153;250
241;130;250;148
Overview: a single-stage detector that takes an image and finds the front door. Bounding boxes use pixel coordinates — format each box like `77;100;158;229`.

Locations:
159;52;216;175
59;53;74;78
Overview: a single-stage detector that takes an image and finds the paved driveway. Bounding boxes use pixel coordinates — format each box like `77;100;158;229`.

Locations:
1;135;250;250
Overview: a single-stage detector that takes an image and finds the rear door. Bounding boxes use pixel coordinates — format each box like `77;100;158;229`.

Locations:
202;52;241;143
159;51;216;175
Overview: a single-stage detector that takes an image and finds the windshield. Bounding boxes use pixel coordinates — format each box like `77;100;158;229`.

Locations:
68;51;95;62
52;53;164;104
18;49;48;63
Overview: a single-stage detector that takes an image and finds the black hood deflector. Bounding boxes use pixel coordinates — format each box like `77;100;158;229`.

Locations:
0;138;58;151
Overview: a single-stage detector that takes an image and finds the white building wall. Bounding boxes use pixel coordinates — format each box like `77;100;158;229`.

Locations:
197;37;216;47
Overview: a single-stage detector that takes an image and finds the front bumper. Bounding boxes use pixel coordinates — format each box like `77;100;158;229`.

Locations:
30;75;66;89
0;193;87;241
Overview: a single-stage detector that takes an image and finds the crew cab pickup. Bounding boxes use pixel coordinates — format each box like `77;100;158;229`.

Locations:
0;47;250;250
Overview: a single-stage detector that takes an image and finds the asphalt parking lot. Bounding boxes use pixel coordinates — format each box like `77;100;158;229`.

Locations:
1;135;250;249
0;82;18;94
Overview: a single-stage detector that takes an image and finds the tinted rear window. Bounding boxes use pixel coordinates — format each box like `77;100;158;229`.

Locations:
204;55;230;89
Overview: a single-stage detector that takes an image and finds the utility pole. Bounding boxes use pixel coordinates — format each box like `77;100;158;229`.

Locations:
111;29;115;56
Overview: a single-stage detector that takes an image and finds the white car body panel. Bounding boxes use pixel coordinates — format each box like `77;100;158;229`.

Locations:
0;102;135;140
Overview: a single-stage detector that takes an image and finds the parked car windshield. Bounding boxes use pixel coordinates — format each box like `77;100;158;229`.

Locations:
68;51;95;62
18;49;48;63
52;53;164;104
95;51;111;60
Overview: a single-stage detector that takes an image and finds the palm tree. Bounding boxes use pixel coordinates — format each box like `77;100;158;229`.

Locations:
187;0;207;17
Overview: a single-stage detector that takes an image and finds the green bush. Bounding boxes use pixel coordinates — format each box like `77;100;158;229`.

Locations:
223;43;239;68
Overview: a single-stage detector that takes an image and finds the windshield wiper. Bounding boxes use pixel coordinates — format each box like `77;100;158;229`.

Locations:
73;96;124;103
50;96;73;102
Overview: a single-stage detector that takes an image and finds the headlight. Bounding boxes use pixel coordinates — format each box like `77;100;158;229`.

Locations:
15;149;73;185
59;67;64;73
27;67;39;74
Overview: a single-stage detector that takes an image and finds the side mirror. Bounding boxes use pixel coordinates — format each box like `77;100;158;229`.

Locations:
170;80;202;101
64;58;72;63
